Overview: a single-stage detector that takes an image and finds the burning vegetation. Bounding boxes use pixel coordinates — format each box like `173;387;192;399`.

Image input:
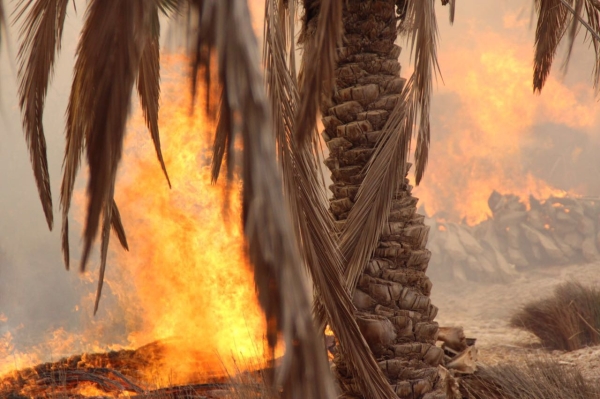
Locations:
1;58;274;395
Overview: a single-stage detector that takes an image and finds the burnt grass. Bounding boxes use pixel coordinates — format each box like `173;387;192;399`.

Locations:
510;281;600;351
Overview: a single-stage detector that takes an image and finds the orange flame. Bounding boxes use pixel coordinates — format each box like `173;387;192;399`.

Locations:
106;55;271;385
0;56;272;388
409;26;592;224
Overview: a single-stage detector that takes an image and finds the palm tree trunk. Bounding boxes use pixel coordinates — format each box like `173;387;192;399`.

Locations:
321;1;444;398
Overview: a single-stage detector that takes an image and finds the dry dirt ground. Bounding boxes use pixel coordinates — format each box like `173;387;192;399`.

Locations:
431;261;600;383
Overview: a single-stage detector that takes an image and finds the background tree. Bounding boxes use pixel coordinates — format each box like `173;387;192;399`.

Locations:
3;0;600;398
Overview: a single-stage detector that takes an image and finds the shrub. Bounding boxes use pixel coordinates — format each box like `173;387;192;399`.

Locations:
460;359;600;399
510;281;600;351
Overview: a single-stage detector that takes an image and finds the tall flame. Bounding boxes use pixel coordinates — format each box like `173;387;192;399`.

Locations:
0;56;271;386
107;55;270;384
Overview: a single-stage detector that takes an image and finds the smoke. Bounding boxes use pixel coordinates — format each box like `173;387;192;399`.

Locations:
402;0;600;223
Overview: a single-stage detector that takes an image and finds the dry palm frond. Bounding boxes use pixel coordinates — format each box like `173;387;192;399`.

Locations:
405;0;440;185
335;0;440;297
110;199;129;251
264;1;396;398
533;0;571;92
14;0;70;230
339;78;414;294
93;198;130;315
137;4;171;188
188;1;336;398
532;0;600;93
296;0;342;144
0;1;5;51
62;0;151;311
447;0;456;24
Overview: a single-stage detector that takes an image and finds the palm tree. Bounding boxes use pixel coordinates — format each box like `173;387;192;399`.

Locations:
4;0;600;398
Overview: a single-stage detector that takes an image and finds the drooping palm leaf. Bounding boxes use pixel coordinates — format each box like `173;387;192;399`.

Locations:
137;4;171;188
14;0;70;230
295;0;341;145
329;0;439;300
407;0;440;185
532;0;600;92
62;1;151;310
0;1;5;50
110;199;129;251
264;1;397;398
188;1;336;398
441;0;456;24
339;79;415;294
533;0;571;92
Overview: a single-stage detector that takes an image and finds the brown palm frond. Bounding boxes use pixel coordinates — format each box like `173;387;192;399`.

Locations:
14;0;70;230
157;0;183;15
188;1;336;398
406;0;440;185
336;0;440;295
210;90;232;184
110;199;129;252
296;0;342;144
339;78;414;294
584;0;600;88
561;0;600;89
264;1;396;398
137;3;171;188
0;1;5;50
533;0;570;92
60;63;86;270
564;0;584;66
448;0;456;24
63;1;150;312
533;0;600;92
93;184;115;315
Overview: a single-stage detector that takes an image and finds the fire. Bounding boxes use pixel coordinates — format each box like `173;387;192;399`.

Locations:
0;55;273;390
410;27;593;224
105;55;271;385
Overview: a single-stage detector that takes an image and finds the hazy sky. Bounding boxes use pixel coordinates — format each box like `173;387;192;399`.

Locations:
1;0;599;360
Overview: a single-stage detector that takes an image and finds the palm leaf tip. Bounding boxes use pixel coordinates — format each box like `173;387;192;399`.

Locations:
0;0;5;47
137;4;171;188
15;0;71;230
65;0;151;316
531;0;600;94
296;0;342;145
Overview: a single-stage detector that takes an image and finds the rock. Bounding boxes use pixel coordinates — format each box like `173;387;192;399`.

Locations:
521;223;566;262
564;231;584;250
442;230;468;262
582;237;600;262
452;224;484;255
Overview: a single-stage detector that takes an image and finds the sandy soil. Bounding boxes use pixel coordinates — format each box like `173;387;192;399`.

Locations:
430;261;600;383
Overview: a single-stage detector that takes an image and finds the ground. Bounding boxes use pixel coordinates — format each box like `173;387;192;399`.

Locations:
431;261;600;384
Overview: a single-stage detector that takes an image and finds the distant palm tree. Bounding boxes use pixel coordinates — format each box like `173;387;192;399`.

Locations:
4;0;600;398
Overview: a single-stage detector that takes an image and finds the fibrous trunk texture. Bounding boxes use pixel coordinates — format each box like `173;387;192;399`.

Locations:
321;1;443;398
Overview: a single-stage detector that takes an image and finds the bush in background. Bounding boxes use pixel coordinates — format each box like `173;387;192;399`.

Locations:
510;281;600;351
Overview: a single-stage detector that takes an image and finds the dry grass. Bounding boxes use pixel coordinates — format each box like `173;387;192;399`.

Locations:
460;358;600;399
510;281;600;351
